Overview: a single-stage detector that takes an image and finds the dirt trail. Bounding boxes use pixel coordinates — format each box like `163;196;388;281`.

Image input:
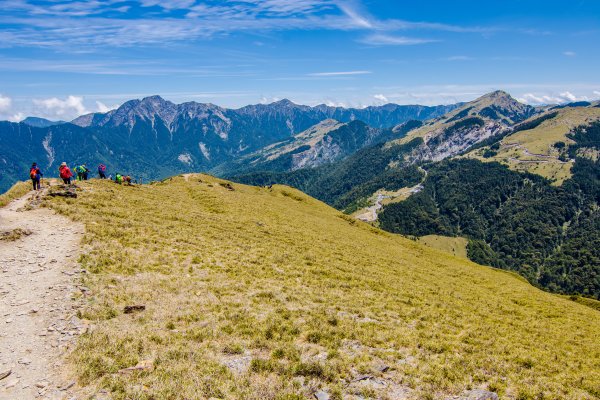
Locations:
0;189;85;399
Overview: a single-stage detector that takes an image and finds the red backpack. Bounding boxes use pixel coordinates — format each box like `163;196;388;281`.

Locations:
30;168;38;179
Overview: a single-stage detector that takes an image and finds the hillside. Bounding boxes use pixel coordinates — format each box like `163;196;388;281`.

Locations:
465;105;600;184
39;176;600;399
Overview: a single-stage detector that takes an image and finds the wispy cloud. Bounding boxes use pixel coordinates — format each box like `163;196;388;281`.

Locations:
336;0;373;28
563;51;576;57
444;55;474;61
308;70;371;76
0;0;492;50
358;33;436;46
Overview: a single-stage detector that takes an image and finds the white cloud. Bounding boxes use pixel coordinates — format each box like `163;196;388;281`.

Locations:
95;101;119;113
0;94;11;111
33;95;88;118
594;91;600;98
373;94;388;102
358;34;435;46
308;70;371;77
8;112;25;122
325;100;348;108
563;51;576;57
517;91;588;105
259;96;282;104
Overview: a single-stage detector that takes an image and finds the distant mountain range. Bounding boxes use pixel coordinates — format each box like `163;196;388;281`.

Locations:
0;96;458;192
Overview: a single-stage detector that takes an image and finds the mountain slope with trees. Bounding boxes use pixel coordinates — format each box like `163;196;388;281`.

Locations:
378;121;600;298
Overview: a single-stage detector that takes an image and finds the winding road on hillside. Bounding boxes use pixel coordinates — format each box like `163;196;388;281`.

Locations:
356;166;428;223
502;142;570;164
0;189;84;399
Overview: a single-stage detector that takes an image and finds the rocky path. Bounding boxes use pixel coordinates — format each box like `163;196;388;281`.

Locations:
0;189;85;399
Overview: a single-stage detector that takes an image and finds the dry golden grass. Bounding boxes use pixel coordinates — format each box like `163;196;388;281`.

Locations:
417;235;468;259
0;181;31;207
44;176;600;399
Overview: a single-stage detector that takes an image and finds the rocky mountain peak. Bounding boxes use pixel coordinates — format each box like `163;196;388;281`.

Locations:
271;98;296;107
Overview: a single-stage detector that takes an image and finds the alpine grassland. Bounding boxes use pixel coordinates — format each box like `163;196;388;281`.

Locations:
417;235;469;259
44;176;600;399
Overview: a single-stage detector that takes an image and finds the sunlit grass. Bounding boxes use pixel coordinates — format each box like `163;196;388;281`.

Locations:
0;181;31;207
45;176;600;399
417;235;468;259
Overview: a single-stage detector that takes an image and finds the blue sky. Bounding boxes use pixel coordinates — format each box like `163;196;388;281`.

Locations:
0;0;599;121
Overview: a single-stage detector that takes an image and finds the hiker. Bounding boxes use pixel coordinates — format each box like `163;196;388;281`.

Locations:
124;175;132;185
29;163;43;190
115;173;124;184
75;165;83;181
76;164;89;181
98;164;107;179
59;162;73;185
82;164;90;180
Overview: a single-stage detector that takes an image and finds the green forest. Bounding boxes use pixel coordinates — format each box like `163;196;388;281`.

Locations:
379;121;600;298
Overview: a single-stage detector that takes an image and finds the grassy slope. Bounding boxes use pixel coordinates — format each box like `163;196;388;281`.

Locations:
0;181;31;207
417;235;468;259
467;107;600;184
45;176;599;400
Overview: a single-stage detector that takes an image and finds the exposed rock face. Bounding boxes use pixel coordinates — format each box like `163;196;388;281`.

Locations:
406;120;507;163
396;90;537;165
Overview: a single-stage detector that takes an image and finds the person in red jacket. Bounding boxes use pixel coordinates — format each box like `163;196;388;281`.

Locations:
58;162;73;185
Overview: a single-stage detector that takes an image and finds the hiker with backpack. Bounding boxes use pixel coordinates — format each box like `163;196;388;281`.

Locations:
59;162;73;185
29;163;43;190
98;164;107;179
115;173;124;184
75;164;89;181
82;164;90;180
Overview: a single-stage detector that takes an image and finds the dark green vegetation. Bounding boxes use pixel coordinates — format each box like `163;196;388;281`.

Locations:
567;120;600;158
232;137;425;211
378;121;600;298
